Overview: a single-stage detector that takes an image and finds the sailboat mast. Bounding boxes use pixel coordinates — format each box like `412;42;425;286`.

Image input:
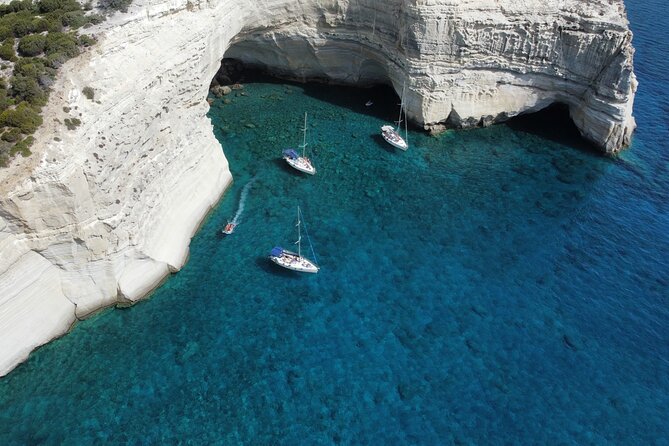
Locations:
301;112;308;157
404;88;409;146
396;83;405;132
296;206;302;258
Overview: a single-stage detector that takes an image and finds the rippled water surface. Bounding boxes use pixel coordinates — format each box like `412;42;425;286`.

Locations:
1;1;668;444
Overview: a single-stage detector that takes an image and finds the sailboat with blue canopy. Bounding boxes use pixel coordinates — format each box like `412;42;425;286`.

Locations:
269;206;319;273
283;113;316;175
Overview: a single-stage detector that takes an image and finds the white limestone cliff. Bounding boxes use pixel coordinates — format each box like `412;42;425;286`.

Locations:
0;0;635;376
227;0;636;152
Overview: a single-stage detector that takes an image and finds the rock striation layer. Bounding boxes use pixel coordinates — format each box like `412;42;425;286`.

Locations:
227;0;636;152
0;0;635;376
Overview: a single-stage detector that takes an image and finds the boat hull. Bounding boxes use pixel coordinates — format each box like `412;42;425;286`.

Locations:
269;250;319;273
284;156;316;175
222;221;236;235
381;126;408;151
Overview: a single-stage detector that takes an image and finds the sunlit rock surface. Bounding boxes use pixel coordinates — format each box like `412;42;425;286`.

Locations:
0;0;635;376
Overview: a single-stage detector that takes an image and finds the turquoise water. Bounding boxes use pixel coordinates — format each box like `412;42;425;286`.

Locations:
2;2;669;443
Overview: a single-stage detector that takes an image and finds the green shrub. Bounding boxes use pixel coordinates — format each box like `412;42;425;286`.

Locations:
45;51;66;68
0;26;12;41
8;12;36;37
86;14;104;25
10;64;46;99
0;1;33;17
13;57;46;76
1;126;20;142
11;75;46;105
11;20;33;38
0;88;13;109
0;39;16;61
18;34;46;56
10;134;33;156
11;1;33;13
64;117;80;130
0;102;43;133
78;34;95;46
61;11;87;29
31;17;50;33
45;32;78;57
82;86;93;100
36;0;61;13
99;0;132;13
37;0;82;14
41;12;64;33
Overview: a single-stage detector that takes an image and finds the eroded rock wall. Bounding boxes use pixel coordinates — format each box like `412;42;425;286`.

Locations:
0;0;236;376
227;0;636;152
0;0;635;376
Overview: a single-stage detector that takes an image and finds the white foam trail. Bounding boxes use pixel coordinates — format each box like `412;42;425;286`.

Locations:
231;177;256;225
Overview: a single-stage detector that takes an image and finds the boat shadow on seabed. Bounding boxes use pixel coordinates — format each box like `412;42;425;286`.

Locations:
371;133;397;152
255;256;304;278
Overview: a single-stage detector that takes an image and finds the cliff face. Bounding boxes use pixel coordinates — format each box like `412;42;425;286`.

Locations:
0;0;237;376
0;0;635;376
227;0;636;152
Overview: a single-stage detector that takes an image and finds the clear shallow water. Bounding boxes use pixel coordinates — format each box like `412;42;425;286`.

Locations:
2;2;669;444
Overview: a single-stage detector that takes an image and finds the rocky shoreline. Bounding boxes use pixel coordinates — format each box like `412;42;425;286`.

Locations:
0;0;635;376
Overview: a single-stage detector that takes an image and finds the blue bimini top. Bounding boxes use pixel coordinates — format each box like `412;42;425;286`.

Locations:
270;246;284;257
282;149;299;159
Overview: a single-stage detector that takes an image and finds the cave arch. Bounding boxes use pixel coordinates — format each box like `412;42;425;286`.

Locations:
209;17;631;152
223;34;394;87
204;0;635;153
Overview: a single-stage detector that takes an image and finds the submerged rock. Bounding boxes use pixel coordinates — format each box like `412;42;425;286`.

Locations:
211;85;232;97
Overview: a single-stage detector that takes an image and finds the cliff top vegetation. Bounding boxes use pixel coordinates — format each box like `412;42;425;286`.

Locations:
0;0;132;167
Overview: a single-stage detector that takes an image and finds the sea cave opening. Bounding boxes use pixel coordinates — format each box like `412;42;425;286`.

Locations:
208;56;414;130
505;104;600;154
209;37;598;153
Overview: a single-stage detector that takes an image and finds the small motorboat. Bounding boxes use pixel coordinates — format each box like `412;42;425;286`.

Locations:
222;222;236;235
365;100;373;107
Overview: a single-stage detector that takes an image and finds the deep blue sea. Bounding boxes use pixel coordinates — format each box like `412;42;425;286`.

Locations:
1;2;668;444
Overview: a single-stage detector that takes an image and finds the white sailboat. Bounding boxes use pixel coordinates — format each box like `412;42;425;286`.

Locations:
269;206;319;274
381;83;409;151
283;113;316;175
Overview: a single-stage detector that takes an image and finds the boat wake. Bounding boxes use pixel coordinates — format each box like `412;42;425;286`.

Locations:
231;176;257;225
